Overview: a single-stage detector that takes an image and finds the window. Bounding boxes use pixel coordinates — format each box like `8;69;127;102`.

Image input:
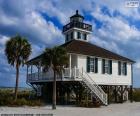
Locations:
102;59;112;74
118;61;127;75
77;32;81;39
84;33;87;40
89;58;94;72
87;57;98;73
122;62;127;75
105;60;109;74
71;32;73;39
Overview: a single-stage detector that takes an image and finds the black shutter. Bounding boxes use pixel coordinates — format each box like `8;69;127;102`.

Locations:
118;61;121;75
87;57;90;73
102;59;105;74
124;62;127;75
109;60;112;74
95;58;98;73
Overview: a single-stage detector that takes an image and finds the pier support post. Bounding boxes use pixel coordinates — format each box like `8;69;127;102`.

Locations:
130;85;133;103
69;54;71;78
107;86;110;104
114;86;117;103
121;86;123;103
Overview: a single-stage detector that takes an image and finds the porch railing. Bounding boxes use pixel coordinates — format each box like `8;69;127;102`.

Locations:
27;68;80;82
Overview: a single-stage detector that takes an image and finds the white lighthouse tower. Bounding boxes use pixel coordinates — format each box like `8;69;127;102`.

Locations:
62;10;92;43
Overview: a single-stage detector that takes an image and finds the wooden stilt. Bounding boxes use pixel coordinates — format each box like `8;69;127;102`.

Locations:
57;82;60;104
121;86;123;103
114;86;117;103
59;83;63;104
130;85;133;103
107;86;110;104
67;91;70;104
85;91;88;107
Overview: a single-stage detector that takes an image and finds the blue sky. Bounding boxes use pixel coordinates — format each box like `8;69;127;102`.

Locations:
0;0;140;87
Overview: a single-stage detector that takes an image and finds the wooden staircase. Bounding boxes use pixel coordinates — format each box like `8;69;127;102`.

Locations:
79;71;108;105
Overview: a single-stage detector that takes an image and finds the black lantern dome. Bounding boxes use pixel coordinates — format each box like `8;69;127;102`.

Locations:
70;10;84;22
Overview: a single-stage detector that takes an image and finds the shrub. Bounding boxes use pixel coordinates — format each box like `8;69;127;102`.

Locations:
8;98;43;107
133;89;140;102
0;89;43;106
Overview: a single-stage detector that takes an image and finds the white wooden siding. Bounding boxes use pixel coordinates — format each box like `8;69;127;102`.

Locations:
77;54;132;85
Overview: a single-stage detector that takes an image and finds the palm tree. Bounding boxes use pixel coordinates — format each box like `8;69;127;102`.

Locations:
5;35;31;101
42;46;68;109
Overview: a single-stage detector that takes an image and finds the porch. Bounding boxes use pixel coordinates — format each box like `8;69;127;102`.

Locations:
27;68;82;83
26;54;81;83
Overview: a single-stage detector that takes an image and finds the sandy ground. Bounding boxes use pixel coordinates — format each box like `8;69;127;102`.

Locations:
0;102;140;116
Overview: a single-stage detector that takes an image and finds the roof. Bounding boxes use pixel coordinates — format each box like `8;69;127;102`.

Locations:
27;40;135;64
61;40;134;63
70;10;84;19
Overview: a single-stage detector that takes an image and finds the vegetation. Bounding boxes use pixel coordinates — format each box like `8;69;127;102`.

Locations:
5;35;31;101
42;46;68;109
0;89;43;106
133;89;140;102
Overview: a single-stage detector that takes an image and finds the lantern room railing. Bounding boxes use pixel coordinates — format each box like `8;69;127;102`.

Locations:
63;22;92;32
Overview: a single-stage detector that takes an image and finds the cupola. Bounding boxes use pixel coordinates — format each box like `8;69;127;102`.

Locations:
62;10;92;43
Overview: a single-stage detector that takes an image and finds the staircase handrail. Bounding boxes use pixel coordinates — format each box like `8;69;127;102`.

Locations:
79;71;108;105
83;71;106;94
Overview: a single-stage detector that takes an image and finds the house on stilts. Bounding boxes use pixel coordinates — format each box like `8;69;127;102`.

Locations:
26;10;134;106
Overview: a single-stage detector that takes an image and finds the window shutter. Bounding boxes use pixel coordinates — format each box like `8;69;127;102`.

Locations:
87;57;90;73
95;58;98;73
118;61;121;75
102;59;105;74
124;62;127;75
109;60;112;74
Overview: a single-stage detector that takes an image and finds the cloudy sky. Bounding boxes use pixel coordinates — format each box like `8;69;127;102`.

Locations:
0;0;140;87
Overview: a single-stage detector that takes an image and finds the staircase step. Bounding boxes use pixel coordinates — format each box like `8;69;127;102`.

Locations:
79;71;108;105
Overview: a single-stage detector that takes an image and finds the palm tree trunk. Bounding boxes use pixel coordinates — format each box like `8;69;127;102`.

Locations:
15;63;19;101
52;70;56;109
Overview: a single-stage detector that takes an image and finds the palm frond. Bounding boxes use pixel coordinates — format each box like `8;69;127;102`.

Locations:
41;46;69;76
5;35;32;67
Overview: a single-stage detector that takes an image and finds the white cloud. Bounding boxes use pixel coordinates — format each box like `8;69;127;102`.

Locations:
0;12;18;26
95;0;140;19
90;35;124;55
23;11;63;45
135;60;140;69
90;5;140;44
0;0;64;46
0;35;9;45
31;43;45;58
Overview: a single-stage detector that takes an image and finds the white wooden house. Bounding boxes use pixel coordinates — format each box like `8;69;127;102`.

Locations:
26;10;134;105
